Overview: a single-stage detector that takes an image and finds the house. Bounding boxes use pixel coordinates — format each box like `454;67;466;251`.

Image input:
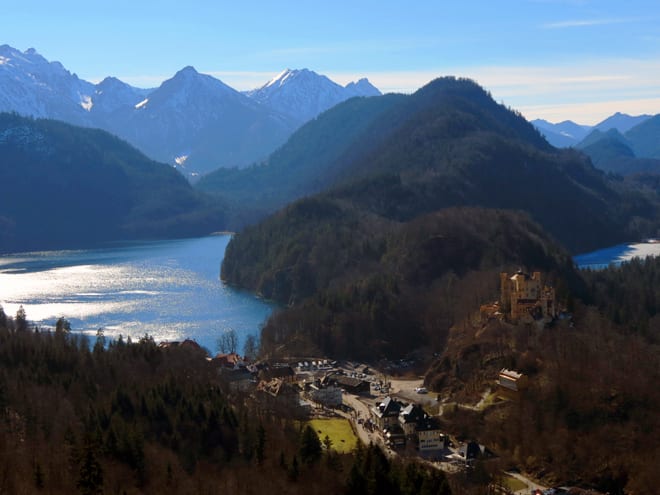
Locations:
446;441;487;465
218;368;254;393
416;417;446;452
371;397;403;430
257;365;295;382
383;424;406;448
306;381;343;407
498;368;529;392
256;378;308;418
329;374;370;395
214;352;245;369
500;270;556;323
398;404;426;437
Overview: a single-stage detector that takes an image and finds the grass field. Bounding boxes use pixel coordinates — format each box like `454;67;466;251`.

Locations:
501;475;527;492
308;418;358;454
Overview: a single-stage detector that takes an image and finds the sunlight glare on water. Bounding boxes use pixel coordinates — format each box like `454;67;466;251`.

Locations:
0;236;274;354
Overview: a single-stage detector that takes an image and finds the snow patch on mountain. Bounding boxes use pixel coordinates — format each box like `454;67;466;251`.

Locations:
0;45;381;177
246;68;381;125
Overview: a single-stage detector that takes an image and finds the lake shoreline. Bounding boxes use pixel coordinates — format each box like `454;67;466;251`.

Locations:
574;240;660;269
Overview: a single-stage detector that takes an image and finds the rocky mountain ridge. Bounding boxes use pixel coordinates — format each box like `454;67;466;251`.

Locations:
0;45;379;177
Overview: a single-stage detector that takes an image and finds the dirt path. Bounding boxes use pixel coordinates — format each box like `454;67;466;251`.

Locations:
505;471;548;494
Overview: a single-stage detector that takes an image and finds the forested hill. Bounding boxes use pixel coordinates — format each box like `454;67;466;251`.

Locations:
222;204;581;359
195;93;406;214
197;78;552;214
0;113;227;252
202;77;659;252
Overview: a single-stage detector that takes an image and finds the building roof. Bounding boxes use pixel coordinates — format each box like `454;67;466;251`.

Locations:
400;404;426;424
499;368;524;380
214;352;244;367
258;366;295;381
257;378;299;398
416;417;442;432
374;397;402;417
332;375;368;389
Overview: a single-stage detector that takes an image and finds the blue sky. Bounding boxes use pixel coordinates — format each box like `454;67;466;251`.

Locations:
3;0;660;124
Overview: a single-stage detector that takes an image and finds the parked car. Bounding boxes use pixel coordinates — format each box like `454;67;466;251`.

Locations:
415;387;428;394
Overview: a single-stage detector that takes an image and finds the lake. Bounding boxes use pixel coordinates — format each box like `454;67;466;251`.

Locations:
574;241;660;269
0;235;274;354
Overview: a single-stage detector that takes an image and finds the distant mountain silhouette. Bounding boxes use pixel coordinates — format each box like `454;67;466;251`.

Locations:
531;112;653;149
576;119;660;176
594;111;651;134
0;113;226;252
531;118;591;147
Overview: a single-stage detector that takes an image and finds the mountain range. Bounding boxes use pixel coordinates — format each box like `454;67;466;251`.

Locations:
531;112;654;149
0;44;380;177
532;111;660;179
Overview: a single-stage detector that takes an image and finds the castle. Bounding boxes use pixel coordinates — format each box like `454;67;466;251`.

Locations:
480;270;557;323
499;270;556;323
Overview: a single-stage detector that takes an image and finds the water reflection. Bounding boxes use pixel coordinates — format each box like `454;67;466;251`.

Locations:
0;236;274;353
574;241;660;269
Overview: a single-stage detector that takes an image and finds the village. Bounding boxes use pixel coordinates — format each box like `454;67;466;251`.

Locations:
161;270;600;495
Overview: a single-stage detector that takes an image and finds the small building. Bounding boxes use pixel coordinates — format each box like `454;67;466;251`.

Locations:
399;404;426;437
256;378;308;418
330;375;370;395
218;368;254;393
498;368;528;392
258;365;296;382
214;352;245;369
383;424;406;448
416;417;446;452
371;397;403;430
447;441;487;465
306;382;343;408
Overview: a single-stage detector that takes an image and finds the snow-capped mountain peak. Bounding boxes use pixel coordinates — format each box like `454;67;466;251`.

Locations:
0;45;95;124
246;68;381;125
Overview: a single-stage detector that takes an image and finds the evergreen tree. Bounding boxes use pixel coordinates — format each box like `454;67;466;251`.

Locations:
255;423;266;464
15;305;27;332
0;304;7;329
33;461;44;490
55;316;71;334
288;455;299;482
77;444;103;495
299;425;322;465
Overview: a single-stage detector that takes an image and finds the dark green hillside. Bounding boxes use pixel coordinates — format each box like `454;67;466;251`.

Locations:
196;94;406;212
224;204;579;359
577;128;631;150
0;311;453;494
208;78;659;251
220;78;660;359
0;113;226;252
576;128;660;176
197;78;551;214
626;114;660;158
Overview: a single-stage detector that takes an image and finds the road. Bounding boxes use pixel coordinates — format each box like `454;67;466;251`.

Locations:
341;393;395;458
505;471;548;494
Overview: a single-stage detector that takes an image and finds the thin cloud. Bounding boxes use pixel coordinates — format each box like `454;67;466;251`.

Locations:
542;17;639;29
518;97;660;125
329;57;660;123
